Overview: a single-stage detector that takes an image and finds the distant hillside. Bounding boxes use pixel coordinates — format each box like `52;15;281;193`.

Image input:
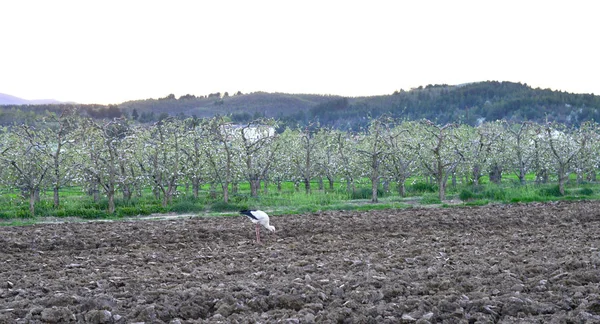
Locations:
0;93;62;105
118;92;342;122
2;82;600;128
118;82;600;129
335;81;600;129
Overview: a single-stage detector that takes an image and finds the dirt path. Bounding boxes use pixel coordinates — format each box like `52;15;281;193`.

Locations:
1;201;600;323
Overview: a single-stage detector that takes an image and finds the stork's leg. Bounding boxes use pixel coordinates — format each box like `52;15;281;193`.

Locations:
255;224;261;243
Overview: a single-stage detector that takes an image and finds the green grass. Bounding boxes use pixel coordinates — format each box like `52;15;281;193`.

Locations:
0;219;38;226
420;193;442;205
1;175;600;223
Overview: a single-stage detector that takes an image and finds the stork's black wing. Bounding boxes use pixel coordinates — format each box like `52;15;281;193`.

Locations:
240;210;258;220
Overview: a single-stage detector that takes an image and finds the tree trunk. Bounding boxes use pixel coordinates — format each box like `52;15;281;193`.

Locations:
438;178;446;201
304;178;311;194
558;165;567;196
250;179;259;197
249;180;256;197
192;178;200;199
89;180;100;202
122;185;132;202
489;164;503;184
162;192;168;207
107;185;115;214
223;182;229;203
518;163;527;185
472;164;481;186
536;169;548;184
53;186;60;209
163;180;176;207
53;147;61;208
371;177;378;203
154;187;161;201
209;182;217;199
327;176;334;190
169;181;176;203
29;189;36;217
397;180;406;197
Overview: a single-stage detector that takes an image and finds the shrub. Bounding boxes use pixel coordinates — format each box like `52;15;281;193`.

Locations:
116;207;145;217
538;185;563;197
51;209;68;217
315;195;333;206
350;188;384;200
421;194;441;204
0;210;13;219
230;194;249;203
482;188;506;200
350;188;370;199
15;208;32;218
32;201;54;217
459;189;475;201
410;182;436;193
470;185;485;194
580;188;594;196
170;200;202;213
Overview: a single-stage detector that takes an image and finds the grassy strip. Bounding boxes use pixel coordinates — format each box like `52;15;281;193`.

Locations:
0;176;597;224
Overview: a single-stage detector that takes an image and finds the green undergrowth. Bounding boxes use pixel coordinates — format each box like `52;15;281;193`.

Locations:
0;177;599;223
456;182;597;205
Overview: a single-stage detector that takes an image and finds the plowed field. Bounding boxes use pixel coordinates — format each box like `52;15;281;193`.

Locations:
2;201;600;323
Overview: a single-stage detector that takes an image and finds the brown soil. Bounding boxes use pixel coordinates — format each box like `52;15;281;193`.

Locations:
2;201;600;323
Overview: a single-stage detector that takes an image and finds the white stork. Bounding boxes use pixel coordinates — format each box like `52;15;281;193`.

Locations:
240;210;275;243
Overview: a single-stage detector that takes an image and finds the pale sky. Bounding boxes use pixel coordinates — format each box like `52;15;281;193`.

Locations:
1;0;599;104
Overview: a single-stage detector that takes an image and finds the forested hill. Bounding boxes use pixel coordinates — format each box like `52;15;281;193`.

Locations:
118;92;340;123
1;81;600;129
116;81;600;129
338;81;600;129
